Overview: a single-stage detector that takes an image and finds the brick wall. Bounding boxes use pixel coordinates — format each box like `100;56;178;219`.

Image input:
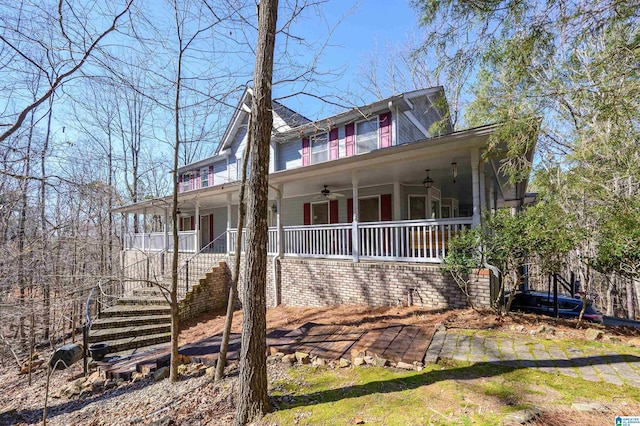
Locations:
277;259;491;309
178;261;230;321
124;252;491;312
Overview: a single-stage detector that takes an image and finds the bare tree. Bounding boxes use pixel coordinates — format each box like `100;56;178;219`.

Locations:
234;0;278;423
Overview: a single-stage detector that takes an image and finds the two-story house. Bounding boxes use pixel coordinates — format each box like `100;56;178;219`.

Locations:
114;86;536;309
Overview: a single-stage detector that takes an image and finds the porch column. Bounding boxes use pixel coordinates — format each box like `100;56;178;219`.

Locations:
351;171;359;262
471;149;481;226
124;214;130;250
226;193;232;254
194;202;200;253
393;181;401;221
143;208;148;251
164;207;169;250
479;160;486;223
276;184;284;257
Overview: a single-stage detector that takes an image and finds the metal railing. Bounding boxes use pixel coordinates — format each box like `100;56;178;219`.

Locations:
174;232;229;299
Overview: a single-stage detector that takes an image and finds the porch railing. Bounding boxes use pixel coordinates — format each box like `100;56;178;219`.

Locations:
228;218;473;263
124;230;198;252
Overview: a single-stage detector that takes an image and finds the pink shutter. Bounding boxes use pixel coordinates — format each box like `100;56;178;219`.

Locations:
381;194;392;221
329;128;339;160
347;198;353;222
209;165;214;186
195;172;200;189
379;112;391;148
303;203;311;225
302;137;310;166
330;200;339;223
178;175;183;193
345;123;355;157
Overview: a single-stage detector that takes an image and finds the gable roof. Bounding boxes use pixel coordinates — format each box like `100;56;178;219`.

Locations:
214;87;311;156
272;86;449;142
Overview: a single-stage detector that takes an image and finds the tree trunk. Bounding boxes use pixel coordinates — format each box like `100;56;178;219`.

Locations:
234;1;278;424
626;278;635;320
216;116;251;381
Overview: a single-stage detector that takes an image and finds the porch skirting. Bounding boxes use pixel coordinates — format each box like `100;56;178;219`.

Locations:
228;256;492;309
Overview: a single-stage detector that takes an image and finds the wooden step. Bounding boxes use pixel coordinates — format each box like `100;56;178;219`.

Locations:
91;315;172;330
100;304;171;318
89;323;171;344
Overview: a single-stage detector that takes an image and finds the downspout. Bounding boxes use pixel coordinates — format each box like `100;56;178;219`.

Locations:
269;183;283;306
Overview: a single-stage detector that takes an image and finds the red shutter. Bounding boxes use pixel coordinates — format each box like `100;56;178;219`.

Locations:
330;200;339;223
303;202;311;225
347;198;353;222
190;216;195;230
381;194;392;221
209;214;214;241
302;138;310;166
345;123;355;156
329;128;339;160
379;112;391;148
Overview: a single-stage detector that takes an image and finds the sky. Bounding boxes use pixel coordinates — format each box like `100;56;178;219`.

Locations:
273;0;423;120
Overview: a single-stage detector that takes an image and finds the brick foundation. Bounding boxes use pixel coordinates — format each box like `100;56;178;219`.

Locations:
277;258;491;309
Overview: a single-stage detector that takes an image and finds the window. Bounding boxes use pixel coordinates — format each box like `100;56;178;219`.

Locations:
312;202;329;224
201;167;209;188
409;196;426;220
181;174;191;192
359;196;380;222
310;133;328;163
356;117;378;153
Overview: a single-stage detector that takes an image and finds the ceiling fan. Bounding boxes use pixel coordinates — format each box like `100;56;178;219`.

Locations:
315;185;345;200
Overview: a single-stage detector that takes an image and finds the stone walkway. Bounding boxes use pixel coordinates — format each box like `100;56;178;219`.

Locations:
425;330;640;387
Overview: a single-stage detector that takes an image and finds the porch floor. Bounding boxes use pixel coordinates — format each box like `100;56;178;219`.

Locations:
98;322;436;379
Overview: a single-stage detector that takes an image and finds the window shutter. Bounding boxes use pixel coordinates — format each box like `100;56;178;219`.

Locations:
195;172;200;189
303;202;311;225
302;138;310;166
209;165;214;186
209;214;214;241
347;198;353;222
379;112;391;148
179;175;183;193
190;216;195;230
345;123;355;156
381;194;392;221
330;200;339;223
329;128;339;160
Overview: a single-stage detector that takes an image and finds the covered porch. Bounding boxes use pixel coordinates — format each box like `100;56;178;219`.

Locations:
115;126;521;264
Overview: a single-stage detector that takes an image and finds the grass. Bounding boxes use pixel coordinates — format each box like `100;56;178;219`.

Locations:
262;357;640;426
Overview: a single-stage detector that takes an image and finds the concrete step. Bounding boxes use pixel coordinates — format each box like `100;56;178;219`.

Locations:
89;323;171;344
132;288;168;297
99;332;172;355
100;304;171;318
91;315;172;330
116;296;169;306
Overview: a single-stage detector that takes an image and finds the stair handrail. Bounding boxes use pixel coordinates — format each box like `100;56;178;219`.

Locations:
171;231;228;298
